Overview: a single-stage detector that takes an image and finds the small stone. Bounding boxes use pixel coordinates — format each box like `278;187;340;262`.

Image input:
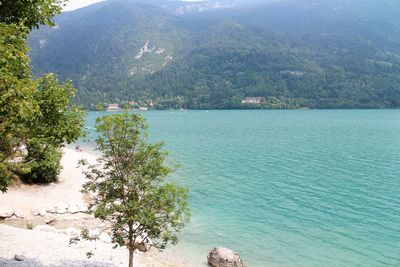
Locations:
89;229;100;237
67;204;81;214
38;209;47;217
34;225;58;233
77;204;87;213
99;232;112;243
135;235;152;252
63;227;80;237
55;204;68;214
0;206;14;218
45;218;56;225
46;207;57;214
14;212;25;219
14;254;27;261
31;210;39;216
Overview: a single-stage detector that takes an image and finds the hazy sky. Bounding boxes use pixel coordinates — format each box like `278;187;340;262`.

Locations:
64;0;209;11
64;0;106;11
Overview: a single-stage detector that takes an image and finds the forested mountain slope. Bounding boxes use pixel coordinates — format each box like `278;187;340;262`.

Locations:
29;0;400;109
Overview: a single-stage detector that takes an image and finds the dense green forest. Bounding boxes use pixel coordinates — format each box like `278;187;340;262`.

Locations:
29;0;400;109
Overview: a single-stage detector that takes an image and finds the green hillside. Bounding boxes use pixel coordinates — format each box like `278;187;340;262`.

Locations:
28;0;400;109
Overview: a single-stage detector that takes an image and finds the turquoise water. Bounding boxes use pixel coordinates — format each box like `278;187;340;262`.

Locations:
83;110;400;267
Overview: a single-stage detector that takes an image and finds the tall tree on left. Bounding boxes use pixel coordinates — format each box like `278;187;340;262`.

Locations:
0;0;84;192
0;0;67;29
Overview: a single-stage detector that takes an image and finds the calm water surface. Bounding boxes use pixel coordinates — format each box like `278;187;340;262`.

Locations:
83;110;400;267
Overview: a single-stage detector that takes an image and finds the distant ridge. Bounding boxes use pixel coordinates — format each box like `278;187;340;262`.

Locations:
29;0;400;109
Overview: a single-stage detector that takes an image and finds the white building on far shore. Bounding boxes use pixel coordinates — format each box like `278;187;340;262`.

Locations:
241;97;265;104
107;103;120;111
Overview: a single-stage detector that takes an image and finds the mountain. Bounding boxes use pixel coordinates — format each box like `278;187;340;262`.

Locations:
28;0;400;109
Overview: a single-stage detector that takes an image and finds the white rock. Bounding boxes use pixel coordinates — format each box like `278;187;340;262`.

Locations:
99;232;112;243
14;212;25;219
67;204;82;214
89;228;100;237
55;204;68;214
77;204;88;213
0;206;14;218
31;210;39;216
62;227;81;237
46;207;57;214
33;225;58;233
38;209;47;217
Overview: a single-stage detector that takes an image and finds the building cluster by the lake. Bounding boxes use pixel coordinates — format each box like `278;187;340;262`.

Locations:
241;97;265;104
106;100;154;111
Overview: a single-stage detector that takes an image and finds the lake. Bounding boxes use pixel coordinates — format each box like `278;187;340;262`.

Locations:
83;110;400;267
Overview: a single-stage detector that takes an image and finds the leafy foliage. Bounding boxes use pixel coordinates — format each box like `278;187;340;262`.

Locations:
32;73;85;146
80;113;190;267
0;0;84;190
0;0;67;29
0;23;37;191
20;142;62;184
19;74;85;184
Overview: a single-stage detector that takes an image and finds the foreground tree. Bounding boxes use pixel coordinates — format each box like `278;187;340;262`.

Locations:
0;0;67;29
20;74;85;183
0;0;84;190
0;24;36;191
80;113;190;267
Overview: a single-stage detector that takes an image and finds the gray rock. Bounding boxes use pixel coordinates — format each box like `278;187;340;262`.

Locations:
134;234;152;252
14;254;27;261
207;247;244;267
0;206;14;218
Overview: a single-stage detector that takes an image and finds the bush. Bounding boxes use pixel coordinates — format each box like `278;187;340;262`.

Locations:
20;143;62;184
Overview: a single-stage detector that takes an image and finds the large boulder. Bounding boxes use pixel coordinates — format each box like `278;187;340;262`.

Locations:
207;247;244;267
0;206;14;219
135;235;152;252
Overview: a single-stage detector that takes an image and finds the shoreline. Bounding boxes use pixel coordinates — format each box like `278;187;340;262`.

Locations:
0;147;193;267
0;148;96;215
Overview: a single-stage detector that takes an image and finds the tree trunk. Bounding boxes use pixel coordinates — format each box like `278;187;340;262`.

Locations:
128;222;134;267
128;247;134;267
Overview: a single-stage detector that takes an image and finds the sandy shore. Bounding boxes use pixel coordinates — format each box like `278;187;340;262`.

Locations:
0;148;96;215
0;147;192;267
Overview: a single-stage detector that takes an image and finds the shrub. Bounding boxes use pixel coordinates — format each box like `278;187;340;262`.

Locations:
20;143;62;184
